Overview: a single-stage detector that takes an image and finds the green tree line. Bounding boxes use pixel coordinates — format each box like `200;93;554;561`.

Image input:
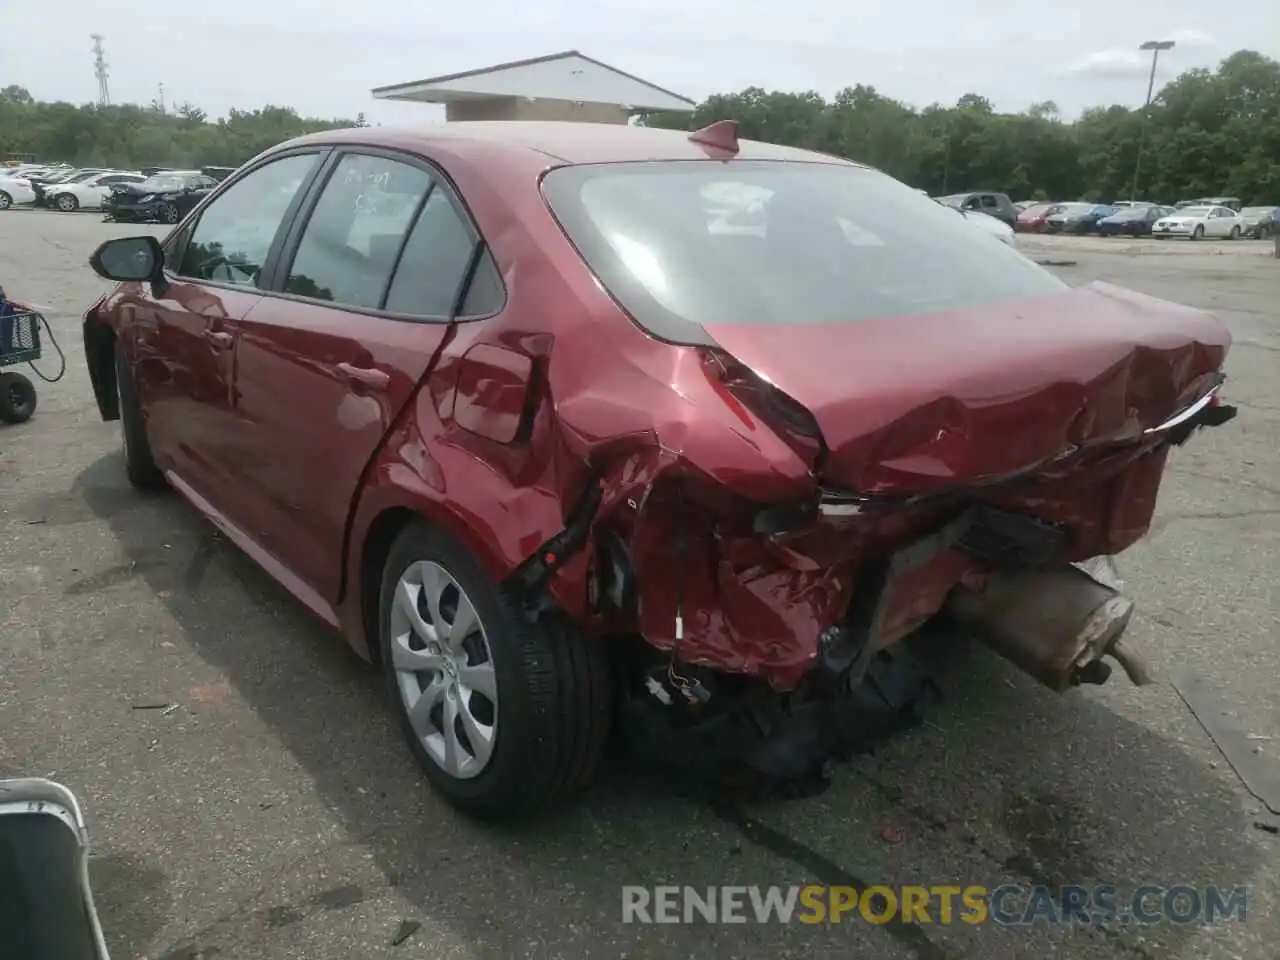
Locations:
0;85;361;169
639;49;1280;204
3;48;1277;203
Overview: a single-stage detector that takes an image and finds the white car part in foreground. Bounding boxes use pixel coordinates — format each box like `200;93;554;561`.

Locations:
960;208;1017;247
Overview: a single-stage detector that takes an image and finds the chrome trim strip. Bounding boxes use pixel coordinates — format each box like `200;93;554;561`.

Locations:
1144;387;1219;436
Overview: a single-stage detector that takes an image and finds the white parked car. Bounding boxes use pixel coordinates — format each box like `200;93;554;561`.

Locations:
1151;205;1248;241
0;174;37;210
44;171;148;212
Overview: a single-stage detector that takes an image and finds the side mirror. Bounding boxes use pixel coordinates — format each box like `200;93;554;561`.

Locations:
89;235;163;283
0;779;111;958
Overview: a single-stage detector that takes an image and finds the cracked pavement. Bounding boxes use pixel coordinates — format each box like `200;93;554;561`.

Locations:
1;213;1277;959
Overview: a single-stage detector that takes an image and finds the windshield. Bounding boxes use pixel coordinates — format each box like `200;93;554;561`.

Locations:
542;161;1065;343
1177;206;1214;217
1111;207;1153;220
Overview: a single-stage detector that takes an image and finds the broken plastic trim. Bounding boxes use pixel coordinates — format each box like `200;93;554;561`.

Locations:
508;476;604;618
1144;375;1225;436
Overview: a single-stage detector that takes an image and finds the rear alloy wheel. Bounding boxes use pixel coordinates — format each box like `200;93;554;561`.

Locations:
114;344;164;488
0;191;11;210
380;522;613;820
0;372;37;424
1191;225;1204;241
158;203;180;224
55;193;79;212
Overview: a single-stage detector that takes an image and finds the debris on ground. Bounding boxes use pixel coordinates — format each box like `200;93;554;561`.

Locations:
390;920;421;946
879;825;906;844
190;679;233;704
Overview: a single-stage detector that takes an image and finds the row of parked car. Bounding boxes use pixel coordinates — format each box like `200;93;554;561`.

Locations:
1014;197;1278;240
0;162;234;223
936;191;1278;241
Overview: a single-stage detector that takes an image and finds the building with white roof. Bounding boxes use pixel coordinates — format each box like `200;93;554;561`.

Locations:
371;50;697;125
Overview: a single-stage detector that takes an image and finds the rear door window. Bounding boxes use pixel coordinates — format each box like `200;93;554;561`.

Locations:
382;187;495;317
176;152;321;287
283;153;431;310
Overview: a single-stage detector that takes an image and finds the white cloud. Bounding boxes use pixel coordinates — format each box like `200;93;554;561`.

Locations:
1061;49;1151;78
1060;29;1219;79
1165;29;1216;50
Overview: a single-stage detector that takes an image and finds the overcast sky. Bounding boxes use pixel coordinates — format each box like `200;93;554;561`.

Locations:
3;0;1277;122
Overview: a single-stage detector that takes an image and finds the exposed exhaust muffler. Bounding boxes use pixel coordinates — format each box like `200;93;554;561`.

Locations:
946;565;1154;691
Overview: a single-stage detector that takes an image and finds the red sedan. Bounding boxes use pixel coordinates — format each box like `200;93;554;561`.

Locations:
82;121;1236;819
1015;201;1061;232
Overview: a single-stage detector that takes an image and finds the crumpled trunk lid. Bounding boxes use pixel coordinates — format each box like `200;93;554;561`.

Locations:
703;281;1230;495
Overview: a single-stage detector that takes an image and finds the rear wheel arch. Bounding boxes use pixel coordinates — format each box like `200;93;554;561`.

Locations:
354;499;522;664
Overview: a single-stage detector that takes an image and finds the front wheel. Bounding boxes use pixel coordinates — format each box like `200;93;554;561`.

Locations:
0;191;11;211
1229;226;1241;240
55;193;78;212
379;522;613;820
1191;225;1204;241
158;203;180;224
0;372;36;423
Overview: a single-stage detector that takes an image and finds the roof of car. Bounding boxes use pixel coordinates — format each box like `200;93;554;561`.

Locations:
283;122;862;168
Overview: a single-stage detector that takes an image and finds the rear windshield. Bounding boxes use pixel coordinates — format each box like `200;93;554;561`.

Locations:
140;176;187;192
541;161;1065;343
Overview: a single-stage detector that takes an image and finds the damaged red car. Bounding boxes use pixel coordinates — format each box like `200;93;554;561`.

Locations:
81;120;1237;819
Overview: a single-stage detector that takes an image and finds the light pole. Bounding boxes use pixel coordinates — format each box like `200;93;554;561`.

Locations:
1130;39;1175;202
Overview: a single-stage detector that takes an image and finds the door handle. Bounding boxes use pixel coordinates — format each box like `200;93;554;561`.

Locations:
203;329;233;348
336;362;391;390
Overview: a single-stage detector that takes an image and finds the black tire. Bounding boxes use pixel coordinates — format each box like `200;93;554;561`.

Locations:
159;203;180;224
0;191;11;211
54;193;79;212
1191;225;1204;241
379;521;613;820
114;344;164;488
1229;226;1241;240
0;372;36;424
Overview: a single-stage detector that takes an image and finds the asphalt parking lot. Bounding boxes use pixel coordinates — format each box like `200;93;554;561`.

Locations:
1;211;1278;960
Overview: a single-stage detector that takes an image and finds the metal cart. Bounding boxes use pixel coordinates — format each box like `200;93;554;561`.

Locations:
0;306;44;424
